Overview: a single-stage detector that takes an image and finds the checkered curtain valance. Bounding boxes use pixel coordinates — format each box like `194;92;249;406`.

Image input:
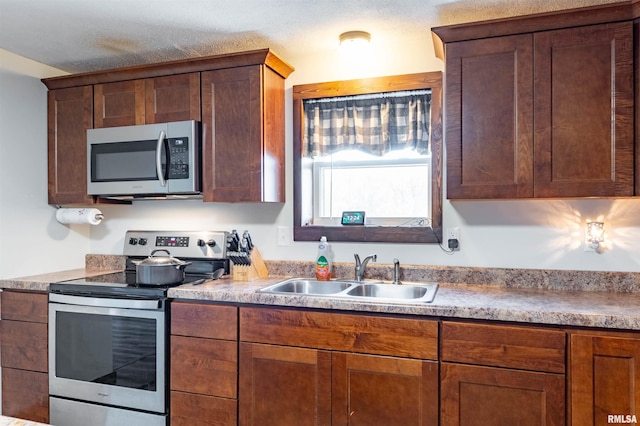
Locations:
303;90;431;157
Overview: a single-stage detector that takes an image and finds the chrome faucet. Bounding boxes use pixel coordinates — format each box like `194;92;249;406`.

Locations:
392;258;402;285
354;253;377;281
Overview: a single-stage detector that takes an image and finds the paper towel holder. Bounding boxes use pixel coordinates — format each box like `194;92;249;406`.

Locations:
54;205;104;220
54;207;105;225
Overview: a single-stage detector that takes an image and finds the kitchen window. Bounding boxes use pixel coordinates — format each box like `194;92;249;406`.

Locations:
293;72;443;243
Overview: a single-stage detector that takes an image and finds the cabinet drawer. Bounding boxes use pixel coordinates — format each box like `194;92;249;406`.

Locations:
170;391;236;426
171;302;237;340
441;321;566;373
1;320;48;372
170;335;237;398
1;368;49;424
1;291;48;323
240;307;438;360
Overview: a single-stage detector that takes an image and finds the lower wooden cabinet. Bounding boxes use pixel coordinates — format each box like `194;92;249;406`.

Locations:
171;390;237;426
239;307;439;426
570;331;640;426
441;363;565;426
0;291;49;423
1;368;49;423
239;343;331;426
170;301;239;425
332;352;438;425
441;321;566;426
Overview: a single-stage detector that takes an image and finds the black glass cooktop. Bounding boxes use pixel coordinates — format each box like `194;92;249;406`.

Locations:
50;271;205;299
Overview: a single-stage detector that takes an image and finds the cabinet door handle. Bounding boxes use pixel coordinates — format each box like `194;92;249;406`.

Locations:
156;130;167;187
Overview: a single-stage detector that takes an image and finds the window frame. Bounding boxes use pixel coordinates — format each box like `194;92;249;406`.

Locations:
292;72;443;243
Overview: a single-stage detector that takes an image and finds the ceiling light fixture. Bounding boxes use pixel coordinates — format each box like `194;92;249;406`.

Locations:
339;31;371;48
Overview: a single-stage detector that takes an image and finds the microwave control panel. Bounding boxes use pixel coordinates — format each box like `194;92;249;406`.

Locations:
168;138;190;179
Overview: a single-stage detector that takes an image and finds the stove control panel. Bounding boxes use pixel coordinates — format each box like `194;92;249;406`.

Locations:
123;231;228;259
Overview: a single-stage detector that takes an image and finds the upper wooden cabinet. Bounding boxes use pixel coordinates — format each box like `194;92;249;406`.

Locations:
47;86;94;205
434;6;635;199
201;65;286;202
443;34;534;199
94;73;201;128
42;49;293;205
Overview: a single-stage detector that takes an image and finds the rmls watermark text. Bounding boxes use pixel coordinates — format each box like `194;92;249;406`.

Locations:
608;414;638;424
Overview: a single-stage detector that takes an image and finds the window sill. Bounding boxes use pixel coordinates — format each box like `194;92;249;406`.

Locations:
294;225;442;244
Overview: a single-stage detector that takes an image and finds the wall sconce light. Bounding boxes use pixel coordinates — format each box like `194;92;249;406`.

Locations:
585;221;605;253
339;30;371;52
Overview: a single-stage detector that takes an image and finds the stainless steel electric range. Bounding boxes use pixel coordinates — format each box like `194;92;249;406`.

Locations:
48;230;229;426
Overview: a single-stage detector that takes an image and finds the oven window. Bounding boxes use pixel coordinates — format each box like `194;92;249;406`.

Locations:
55;311;157;391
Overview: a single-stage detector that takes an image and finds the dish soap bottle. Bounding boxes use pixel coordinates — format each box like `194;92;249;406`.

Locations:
315;236;333;281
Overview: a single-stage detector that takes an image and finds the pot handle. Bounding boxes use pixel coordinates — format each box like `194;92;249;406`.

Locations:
150;249;171;257
176;261;193;270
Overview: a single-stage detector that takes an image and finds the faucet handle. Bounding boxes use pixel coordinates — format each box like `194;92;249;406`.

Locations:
354;253;361;265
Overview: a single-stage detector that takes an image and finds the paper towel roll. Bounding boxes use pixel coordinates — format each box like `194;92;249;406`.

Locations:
56;208;104;225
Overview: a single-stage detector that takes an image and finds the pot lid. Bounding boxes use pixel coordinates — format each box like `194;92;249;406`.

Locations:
135;249;188;266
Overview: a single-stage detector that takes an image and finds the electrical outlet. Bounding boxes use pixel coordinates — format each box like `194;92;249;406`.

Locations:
446;227;460;241
277;226;290;246
446;227;460;251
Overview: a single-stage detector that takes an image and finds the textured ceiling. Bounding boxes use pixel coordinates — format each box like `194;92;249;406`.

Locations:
0;0;624;74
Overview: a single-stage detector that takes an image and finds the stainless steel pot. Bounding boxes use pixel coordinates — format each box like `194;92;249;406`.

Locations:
131;249;192;285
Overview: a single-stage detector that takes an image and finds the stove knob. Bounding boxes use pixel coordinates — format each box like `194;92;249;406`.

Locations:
198;239;216;247
138;238;147;246
129;238;138;245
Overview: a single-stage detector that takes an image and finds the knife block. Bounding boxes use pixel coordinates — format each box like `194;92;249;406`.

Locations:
231;247;269;281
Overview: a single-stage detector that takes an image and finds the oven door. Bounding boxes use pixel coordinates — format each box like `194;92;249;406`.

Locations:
48;294;166;414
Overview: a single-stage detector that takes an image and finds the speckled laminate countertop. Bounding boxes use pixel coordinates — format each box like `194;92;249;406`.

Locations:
0;416;49;426
2;260;639;331
168;276;640;331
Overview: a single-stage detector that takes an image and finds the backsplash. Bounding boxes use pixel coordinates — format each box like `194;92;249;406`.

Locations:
266;261;640;293
85;254;640;293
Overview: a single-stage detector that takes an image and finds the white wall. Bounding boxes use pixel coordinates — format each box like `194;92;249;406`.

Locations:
1;38;638;277
0;49;90;279
87;37;640;273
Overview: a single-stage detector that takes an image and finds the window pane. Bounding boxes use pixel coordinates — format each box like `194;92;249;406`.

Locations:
317;163;429;219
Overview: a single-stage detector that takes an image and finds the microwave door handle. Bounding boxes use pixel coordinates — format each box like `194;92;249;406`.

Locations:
156;130;167;187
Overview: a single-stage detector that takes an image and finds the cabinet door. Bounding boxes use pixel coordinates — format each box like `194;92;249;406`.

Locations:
332;352;438;425
201;66;286;203
570;333;640;426
144;73;201;123
47;86;94;205
201;66;263;202
534;21;634;197
441;363;565;426
239;342;331;426
94;80;145;128
445;34;534;199
1;368;49;423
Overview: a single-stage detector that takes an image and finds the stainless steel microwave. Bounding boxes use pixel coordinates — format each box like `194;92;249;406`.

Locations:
87;120;200;199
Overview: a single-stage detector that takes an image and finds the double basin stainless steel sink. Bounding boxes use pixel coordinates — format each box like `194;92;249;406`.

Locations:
257;278;438;303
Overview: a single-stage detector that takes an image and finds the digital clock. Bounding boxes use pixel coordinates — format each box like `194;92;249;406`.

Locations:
341;211;366;226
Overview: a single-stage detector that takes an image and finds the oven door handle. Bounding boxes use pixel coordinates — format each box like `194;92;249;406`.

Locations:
49;293;162;310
